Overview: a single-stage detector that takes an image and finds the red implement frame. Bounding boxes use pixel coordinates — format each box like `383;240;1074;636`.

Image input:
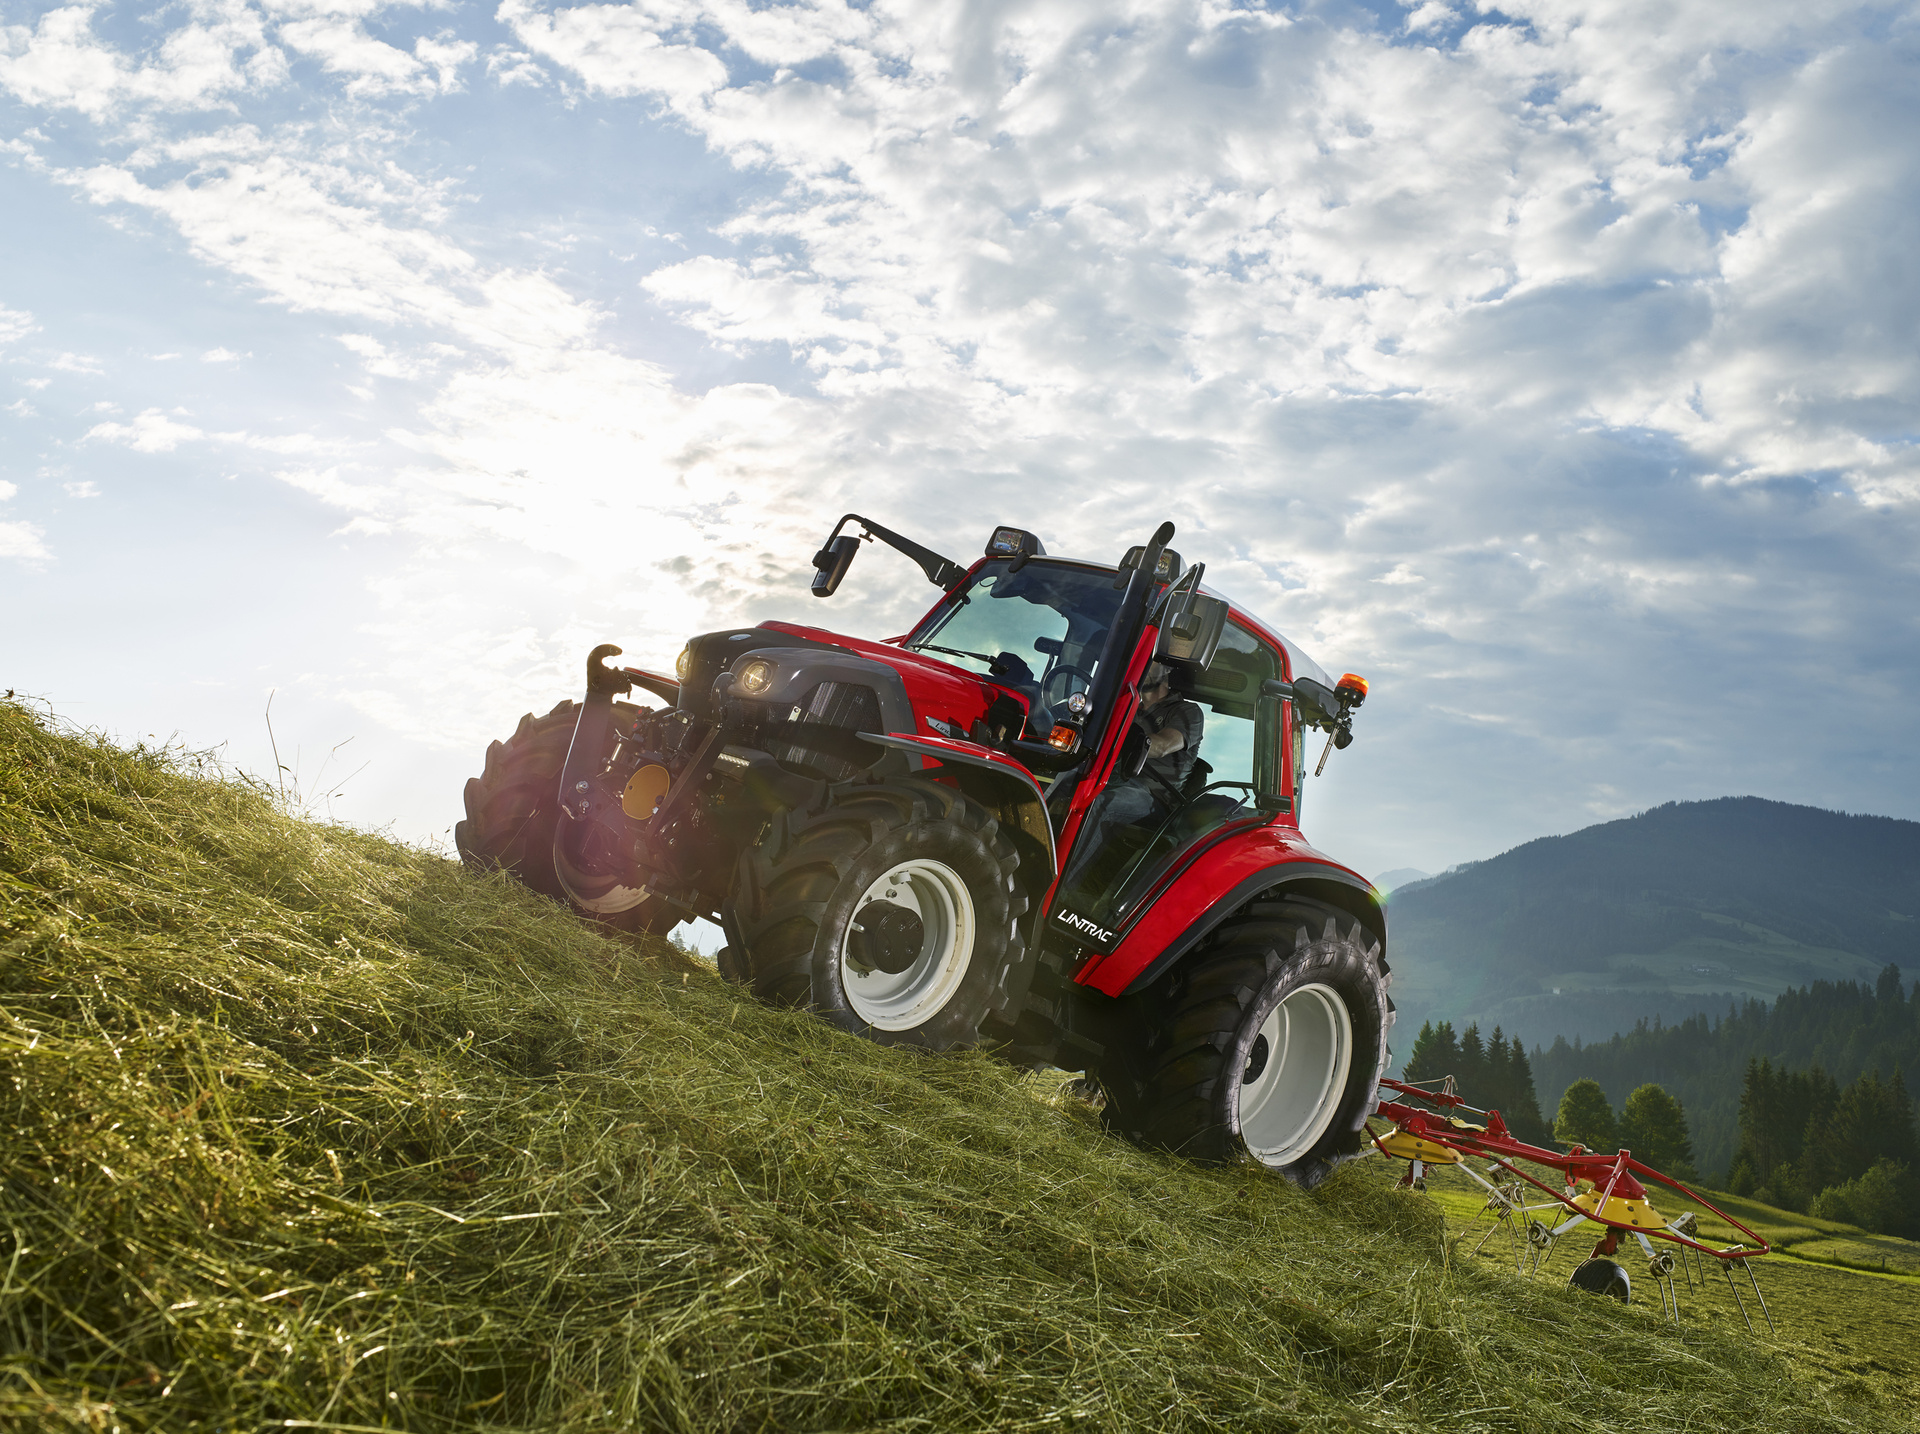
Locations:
1373;1078;1771;1261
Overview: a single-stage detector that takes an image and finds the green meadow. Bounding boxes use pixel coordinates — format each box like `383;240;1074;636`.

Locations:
1390;1147;1920;1421
2;697;1911;1432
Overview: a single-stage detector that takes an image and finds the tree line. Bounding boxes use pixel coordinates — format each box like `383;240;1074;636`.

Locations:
1725;1061;1919;1237
1397;977;1920;1237
1528;965;1919;1181
1399;1020;1553;1145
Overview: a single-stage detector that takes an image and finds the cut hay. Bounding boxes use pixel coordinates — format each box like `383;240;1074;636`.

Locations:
0;699;1888;1431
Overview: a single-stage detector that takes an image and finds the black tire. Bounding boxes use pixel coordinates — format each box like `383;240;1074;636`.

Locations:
1097;896;1392;1186
1569;1258;1632;1302
727;776;1031;1050
456;700;677;935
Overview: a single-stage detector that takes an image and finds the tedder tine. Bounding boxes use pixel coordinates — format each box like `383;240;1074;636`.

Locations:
1741;1258;1776;1336
1720;1257;1755;1335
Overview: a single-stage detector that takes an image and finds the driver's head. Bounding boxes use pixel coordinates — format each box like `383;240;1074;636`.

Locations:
1142;661;1173;702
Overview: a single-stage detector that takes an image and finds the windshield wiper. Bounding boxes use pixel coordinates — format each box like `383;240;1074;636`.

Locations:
910;642;999;666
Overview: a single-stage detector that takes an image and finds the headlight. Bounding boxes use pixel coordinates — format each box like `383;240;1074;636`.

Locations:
1065;691;1090;715
674;644;694;682
736;658;776;696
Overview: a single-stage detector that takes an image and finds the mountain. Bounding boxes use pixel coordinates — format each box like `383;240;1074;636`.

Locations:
1383;798;1920;1053
1373;867;1432;892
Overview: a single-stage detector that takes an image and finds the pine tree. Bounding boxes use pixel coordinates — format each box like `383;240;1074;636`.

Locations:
1458;1024;1487;1096
1401;1021;1462;1088
1554;1079;1618;1152
1822;1068;1918;1185
1482;1025;1513;1112
1619;1083;1697;1180
1502;1036;1553;1145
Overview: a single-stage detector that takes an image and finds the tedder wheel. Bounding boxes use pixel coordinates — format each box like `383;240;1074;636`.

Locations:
726;776;1030;1050
1568;1258;1632;1302
1097;897;1392;1186
456;700;678;935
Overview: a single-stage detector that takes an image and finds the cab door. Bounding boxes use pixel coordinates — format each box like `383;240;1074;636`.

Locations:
1056;620;1287;938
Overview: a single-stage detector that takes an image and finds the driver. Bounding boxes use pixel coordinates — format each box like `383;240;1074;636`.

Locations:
1112;661;1204;822
1059;664;1205;898
1064;663;1204;894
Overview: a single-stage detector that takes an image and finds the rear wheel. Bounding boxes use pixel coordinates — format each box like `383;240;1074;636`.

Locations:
727;777;1031;1050
456;700;678;935
1098;897;1392;1185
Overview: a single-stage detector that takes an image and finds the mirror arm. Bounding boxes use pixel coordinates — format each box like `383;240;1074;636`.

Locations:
816;513;968;591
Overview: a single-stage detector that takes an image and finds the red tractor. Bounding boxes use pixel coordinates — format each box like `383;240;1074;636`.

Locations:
458;518;1391;1185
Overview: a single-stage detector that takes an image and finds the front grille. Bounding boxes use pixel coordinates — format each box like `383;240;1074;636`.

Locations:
759;681;884;783
793;681;882;733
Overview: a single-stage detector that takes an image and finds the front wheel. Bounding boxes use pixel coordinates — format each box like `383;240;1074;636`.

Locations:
456;700;679;936
726;777;1031;1050
1098;897;1392;1185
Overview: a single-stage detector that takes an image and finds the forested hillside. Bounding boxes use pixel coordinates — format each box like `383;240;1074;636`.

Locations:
1386;797;1920;1050
1530;970;1920;1181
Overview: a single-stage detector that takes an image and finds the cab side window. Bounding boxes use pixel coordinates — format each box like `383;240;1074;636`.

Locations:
1181;621;1279;802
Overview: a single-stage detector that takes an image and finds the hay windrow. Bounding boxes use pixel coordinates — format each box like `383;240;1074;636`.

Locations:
0;698;1895;1431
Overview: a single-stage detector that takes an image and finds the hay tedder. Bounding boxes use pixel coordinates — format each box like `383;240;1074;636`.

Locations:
1369;1077;1776;1330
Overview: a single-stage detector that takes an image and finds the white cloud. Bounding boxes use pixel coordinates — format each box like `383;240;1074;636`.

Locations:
0;521;50;562
5;399;36;417
85;407;205;451
64;480;100;498
0;304;37;344
485;46;546;87
414;32;477;92
0;479;48;564
272;11;430;95
495;0;728;110
1403;2;1456;32
0;0;281;119
84;405;346;456
202;346;246;361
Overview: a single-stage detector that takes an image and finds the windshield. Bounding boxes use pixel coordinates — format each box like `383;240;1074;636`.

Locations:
905;559;1125;721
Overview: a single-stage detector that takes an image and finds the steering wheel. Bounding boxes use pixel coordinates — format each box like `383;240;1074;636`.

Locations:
1040;663;1094;711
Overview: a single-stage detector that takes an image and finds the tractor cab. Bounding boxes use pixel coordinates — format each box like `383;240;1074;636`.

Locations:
845;521;1352;957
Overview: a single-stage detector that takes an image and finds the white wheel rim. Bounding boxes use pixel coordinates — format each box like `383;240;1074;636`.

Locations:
840;858;976;1031
1236;981;1354;1167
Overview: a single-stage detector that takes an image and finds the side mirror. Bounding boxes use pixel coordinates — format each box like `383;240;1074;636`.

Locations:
1155;593;1228;671
810;534;860;597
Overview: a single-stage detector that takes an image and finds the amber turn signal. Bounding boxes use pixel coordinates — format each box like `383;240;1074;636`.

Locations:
1047;724;1080;752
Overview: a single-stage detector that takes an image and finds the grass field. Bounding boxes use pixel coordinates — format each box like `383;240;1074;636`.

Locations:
1378;1148;1920;1422
2;696;1915;1432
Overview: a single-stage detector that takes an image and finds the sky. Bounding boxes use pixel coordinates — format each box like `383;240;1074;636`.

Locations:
4;0;1919;906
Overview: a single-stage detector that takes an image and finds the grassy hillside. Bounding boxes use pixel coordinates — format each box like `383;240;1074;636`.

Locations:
0;699;1908;1432
1398;1158;1920;1406
1387;798;1920;1049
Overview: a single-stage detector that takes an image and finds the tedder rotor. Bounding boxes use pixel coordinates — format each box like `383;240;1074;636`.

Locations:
1369;1077;1777;1331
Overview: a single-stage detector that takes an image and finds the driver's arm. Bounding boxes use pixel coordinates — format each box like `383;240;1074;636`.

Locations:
1146;724;1185;758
